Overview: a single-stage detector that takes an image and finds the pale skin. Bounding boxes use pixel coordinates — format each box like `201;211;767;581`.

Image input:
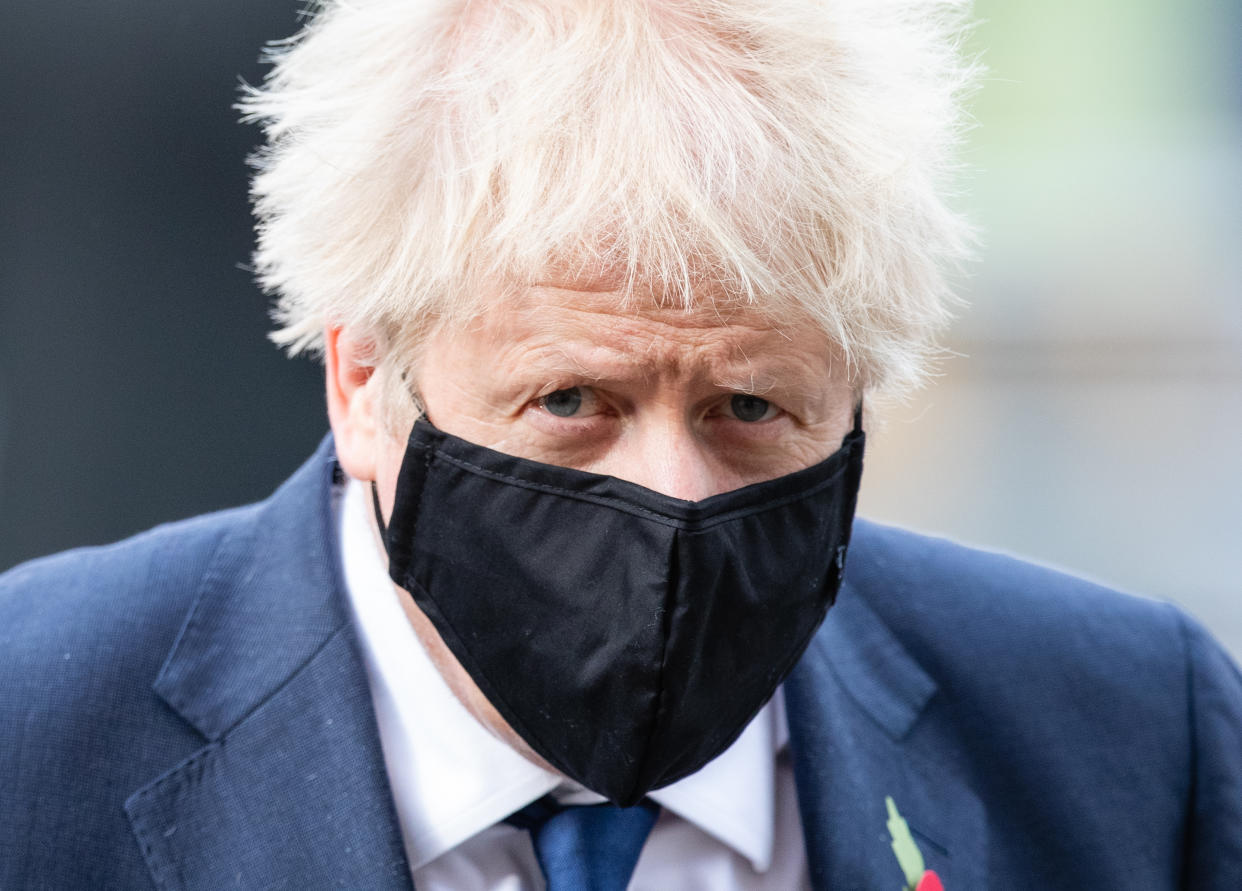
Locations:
326;282;858;771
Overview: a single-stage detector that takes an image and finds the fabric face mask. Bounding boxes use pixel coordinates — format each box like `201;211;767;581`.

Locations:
374;410;865;807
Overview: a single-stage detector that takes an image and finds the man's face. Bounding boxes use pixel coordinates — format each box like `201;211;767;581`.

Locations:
327;280;857;767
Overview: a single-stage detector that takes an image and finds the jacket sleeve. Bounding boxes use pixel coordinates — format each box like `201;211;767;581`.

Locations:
1180;610;1242;887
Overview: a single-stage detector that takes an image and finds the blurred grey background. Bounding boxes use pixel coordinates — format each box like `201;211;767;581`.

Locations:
2;1;1239;657
859;0;1242;658
0;0;325;574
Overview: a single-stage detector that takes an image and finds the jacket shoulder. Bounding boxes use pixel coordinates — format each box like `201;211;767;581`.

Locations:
847;516;1188;659
0;506;257;693
843;518;1203;778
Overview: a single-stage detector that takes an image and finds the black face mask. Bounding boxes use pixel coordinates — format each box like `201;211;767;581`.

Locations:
374;410;865;807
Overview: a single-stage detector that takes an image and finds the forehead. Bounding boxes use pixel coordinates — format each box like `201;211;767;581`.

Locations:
414;281;850;413
463;282;835;375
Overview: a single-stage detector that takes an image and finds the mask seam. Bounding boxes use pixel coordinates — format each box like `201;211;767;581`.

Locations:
626;527;681;803
429;444;855;531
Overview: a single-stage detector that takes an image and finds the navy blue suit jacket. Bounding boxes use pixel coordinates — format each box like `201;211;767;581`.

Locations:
2;436;1240;889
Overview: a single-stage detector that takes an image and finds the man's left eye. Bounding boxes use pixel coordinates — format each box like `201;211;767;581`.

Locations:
727;394;779;423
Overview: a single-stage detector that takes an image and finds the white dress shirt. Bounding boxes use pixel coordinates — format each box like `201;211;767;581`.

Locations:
337;477;810;889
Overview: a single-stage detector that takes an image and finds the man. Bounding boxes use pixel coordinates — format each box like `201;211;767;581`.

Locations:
2;1;1240;889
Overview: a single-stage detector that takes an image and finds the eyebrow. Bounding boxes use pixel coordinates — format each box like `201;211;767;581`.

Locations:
524;342;833;410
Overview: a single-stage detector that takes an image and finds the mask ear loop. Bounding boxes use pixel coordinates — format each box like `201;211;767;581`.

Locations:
852;399;864;433
371;384;426;555
370;481;389;549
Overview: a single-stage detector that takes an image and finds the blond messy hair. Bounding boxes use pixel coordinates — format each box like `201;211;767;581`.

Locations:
240;0;977;408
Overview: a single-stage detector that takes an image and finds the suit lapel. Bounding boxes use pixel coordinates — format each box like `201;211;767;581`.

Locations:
786;581;988;890
125;438;412;890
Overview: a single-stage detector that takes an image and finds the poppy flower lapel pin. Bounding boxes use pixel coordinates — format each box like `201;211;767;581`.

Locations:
886;796;944;891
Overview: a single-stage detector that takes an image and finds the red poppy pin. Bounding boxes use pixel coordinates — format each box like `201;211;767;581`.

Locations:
886;796;944;891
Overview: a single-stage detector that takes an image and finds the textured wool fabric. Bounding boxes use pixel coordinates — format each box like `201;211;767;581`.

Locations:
380;416;864;806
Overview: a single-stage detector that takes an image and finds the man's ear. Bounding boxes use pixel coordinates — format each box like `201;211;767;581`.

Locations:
325;326;381;482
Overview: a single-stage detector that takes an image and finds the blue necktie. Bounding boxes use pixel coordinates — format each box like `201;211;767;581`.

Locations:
506;795;661;891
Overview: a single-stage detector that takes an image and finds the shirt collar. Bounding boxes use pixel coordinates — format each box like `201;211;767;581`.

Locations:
338;477;781;873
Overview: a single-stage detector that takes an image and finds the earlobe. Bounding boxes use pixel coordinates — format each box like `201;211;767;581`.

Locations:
325;326;380;481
